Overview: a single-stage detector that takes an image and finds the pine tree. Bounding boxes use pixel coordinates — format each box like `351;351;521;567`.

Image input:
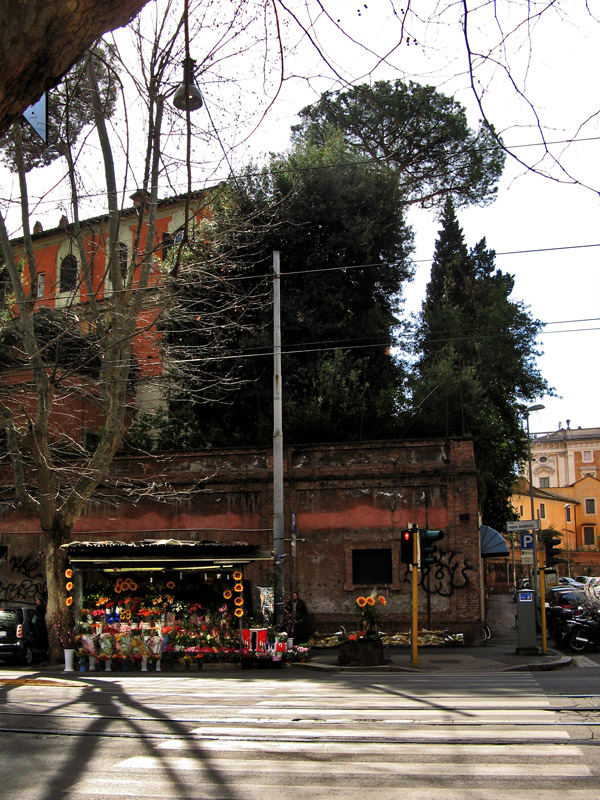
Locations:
411;198;549;529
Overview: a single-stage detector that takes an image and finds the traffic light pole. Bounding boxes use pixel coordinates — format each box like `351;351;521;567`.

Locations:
538;545;547;655
411;529;418;668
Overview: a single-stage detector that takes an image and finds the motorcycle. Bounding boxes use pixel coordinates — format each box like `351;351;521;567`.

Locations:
548;606;579;647
565;615;600;652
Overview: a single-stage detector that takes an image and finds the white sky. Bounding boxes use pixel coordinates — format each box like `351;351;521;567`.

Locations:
7;1;600;436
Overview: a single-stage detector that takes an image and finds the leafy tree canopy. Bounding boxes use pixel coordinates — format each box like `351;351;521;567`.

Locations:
292;80;505;209
410;198;550;529
157;133;414;448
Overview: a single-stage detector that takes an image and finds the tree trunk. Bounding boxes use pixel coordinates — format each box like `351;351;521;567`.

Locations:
44;525;75;664
0;0;149;135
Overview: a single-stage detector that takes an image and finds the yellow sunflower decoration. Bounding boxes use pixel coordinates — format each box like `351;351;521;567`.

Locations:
234;608;244;618
66;596;73;607
223;589;233;600
233;571;243;581
65;569;73;579
234;597;244;607
234;582;243;593
356;596;367;607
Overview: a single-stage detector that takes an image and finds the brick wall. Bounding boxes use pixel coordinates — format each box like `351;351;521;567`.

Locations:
0;437;484;642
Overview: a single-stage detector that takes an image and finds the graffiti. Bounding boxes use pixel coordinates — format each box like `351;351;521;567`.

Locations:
9;554;44;581
0;578;47;602
0;553;46;603
403;550;473;597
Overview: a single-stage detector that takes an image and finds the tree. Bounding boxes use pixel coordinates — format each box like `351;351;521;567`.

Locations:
0;7;266;659
0;0;148;135
410;198;550;529
292;80;505;209
159;132;414;447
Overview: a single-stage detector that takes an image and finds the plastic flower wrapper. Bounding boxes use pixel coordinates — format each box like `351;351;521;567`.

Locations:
131;636;149;658
81;635;97;656
115;633;132;657
147;632;163;657
98;633;114;657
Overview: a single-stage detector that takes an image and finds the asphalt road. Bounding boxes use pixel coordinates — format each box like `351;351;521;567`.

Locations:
1;668;600;799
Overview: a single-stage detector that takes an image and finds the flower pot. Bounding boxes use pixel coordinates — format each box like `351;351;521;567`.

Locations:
89;656;96;672
141;656;148;672
105;658;112;672
155;659;161;672
63;648;75;672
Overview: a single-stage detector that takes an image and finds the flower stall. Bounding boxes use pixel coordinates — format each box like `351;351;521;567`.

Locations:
61;538;308;671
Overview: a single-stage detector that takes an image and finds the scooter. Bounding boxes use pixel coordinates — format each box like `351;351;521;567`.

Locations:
565;616;600;652
548;606;578;647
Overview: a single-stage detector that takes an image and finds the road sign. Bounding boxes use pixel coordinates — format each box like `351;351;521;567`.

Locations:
520;532;534;550
521;549;534;566
506;519;540;532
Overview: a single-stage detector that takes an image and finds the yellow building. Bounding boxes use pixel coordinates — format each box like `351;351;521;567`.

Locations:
511;476;600;577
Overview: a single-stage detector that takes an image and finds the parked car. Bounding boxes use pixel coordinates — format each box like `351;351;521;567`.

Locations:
559;577;585;589
0;605;48;665
574;576;599;586
546;586;586;610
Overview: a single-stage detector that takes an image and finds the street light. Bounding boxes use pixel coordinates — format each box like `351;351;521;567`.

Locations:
173;57;203;111
524;404;545;519
523;402;545;653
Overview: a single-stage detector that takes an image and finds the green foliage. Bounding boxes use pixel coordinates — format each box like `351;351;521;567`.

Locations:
292;80;505;209
410;199;550;529
157;133;413;447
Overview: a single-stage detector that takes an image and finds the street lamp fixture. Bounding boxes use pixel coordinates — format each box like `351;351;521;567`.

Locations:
173;57;203;111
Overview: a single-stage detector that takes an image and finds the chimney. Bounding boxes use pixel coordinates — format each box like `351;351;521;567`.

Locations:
33;221;43;234
58;214;68;230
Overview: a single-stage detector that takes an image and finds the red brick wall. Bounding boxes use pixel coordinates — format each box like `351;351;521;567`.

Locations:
0;437;484;641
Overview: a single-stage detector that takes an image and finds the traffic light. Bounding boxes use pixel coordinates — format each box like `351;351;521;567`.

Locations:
400;529;414;564
544;535;565;567
419;529;444;567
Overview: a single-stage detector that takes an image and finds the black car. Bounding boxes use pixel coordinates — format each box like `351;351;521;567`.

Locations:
0;605;48;665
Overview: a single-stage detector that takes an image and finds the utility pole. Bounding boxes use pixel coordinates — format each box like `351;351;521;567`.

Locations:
273;251;285;627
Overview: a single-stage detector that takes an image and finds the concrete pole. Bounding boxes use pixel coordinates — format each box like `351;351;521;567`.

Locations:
273;251;285;627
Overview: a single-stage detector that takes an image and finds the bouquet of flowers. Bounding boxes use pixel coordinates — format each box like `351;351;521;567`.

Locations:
147;632;163;659
80;635;97;657
115;633;132;659
97;633;114;660
131;636;149;659
354;591;386;634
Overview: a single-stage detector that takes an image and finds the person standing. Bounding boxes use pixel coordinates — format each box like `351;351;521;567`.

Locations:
285;590;308;643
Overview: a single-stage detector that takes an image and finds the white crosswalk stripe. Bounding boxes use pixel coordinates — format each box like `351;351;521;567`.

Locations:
66;674;594;799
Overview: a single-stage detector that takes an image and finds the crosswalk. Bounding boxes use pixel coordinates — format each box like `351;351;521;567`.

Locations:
60;673;595;799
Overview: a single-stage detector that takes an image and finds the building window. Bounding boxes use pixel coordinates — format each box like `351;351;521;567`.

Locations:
352;548;392;585
539;477;550;488
59;254;77;293
565;506;572;523
585;498;596;515
582;450;593;463
539;503;546;519
519;505;524;516
583;526;595;546
36;272;45;298
162;228;184;260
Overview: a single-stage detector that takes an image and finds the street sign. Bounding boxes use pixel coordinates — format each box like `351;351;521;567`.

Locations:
506;519;540;532
520;532;534;550
521;550;534;566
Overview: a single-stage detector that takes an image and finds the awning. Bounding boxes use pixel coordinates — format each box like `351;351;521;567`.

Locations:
480;526;510;558
61;539;273;572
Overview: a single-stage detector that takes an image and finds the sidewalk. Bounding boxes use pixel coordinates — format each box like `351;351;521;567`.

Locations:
301;593;573;673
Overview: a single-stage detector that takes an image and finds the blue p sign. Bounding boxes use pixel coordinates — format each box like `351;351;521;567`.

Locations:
520;533;534;550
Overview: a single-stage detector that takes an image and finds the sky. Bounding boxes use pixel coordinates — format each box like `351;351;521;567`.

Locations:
6;1;600;436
